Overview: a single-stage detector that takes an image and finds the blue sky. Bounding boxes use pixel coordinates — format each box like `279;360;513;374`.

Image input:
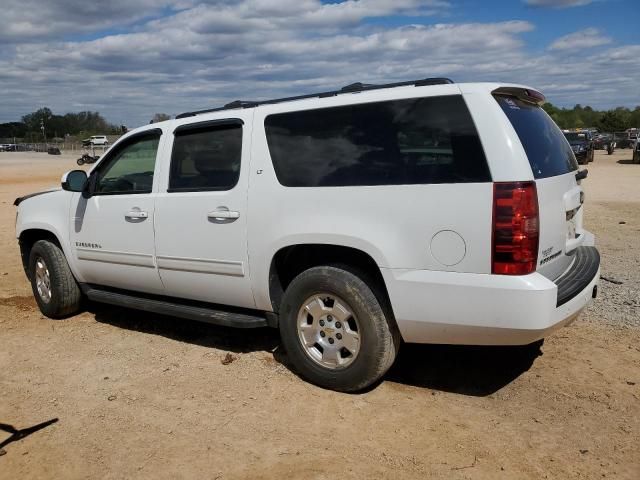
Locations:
0;0;638;127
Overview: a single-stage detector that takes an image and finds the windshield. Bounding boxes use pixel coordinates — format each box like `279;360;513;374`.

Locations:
495;95;578;179
564;132;587;142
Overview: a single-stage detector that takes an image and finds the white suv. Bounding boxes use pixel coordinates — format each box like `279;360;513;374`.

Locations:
14;78;600;391
90;135;109;146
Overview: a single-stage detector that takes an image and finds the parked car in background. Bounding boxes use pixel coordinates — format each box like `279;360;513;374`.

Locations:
563;131;594;164
593;134;606;149
82;135;109;147
613;131;634;149
593;133;616;154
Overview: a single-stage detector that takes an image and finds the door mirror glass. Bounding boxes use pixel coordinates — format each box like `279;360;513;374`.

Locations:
61;170;88;192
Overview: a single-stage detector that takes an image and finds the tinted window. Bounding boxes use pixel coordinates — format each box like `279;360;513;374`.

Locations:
265;95;490;187
495;95;578;179
96;133;160;194
169;124;242;191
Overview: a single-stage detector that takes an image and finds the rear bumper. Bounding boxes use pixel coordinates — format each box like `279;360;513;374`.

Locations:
381;246;600;345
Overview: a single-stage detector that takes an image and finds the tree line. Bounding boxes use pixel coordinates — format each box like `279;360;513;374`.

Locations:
2;103;639;142
0;107;124;141
542;103;640;132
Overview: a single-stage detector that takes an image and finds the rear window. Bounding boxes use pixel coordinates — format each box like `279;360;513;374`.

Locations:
264;95;490;187
495;95;578;179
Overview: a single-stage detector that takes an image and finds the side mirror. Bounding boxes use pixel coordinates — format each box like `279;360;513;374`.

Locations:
61;170;88;192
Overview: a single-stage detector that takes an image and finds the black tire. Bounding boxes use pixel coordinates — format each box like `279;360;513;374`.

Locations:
279;265;399;392
77;158;84;165
29;240;82;319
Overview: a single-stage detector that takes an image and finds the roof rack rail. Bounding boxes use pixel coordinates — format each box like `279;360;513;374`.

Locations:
224;100;259;109
175;77;454;119
340;82;377;92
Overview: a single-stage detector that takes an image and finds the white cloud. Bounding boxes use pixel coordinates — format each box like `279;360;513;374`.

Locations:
549;28;612;50
0;0;178;42
0;0;637;127
524;0;594;7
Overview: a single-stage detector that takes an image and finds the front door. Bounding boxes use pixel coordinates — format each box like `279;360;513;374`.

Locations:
70;129;164;294
154;116;255;308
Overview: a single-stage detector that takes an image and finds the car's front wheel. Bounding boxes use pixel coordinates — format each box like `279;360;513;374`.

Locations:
28;240;82;318
279;265;399;392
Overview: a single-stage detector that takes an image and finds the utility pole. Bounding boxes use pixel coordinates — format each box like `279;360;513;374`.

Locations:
40;117;47;150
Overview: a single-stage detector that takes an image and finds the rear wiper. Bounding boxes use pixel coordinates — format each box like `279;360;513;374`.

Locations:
575;169;588;181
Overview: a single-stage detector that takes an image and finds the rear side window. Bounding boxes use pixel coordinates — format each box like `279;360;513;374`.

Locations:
495;95;578;179
169;123;242;192
265;95;490;187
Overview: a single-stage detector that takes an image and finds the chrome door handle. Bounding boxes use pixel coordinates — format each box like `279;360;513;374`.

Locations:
207;210;240;220
125;210;148;219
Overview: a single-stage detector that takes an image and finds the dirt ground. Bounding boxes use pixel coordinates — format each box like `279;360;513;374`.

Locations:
1;150;639;479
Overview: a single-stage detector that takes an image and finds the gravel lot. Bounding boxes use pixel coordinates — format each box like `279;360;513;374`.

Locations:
0;149;639;479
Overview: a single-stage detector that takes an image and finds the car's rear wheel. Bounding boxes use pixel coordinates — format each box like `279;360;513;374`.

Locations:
279;265;399;392
29;240;82;319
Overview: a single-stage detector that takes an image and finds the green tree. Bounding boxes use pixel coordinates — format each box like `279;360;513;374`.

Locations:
598;110;627;132
22;107;53;135
629;107;640;129
151;113;171;123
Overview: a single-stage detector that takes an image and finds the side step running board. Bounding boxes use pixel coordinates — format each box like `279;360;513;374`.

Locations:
83;286;269;328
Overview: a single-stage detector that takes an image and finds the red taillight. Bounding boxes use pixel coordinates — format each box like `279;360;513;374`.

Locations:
492;181;539;275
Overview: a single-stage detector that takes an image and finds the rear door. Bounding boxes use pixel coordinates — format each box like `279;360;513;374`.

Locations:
153;115;255;308
494;94;583;280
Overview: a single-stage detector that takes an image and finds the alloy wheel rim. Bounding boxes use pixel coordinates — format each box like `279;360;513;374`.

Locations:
34;257;52;304
296;293;361;369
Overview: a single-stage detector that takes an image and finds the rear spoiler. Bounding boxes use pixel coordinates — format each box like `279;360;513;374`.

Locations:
492;86;546;106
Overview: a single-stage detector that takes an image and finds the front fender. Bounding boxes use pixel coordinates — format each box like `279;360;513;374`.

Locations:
16;191;85;282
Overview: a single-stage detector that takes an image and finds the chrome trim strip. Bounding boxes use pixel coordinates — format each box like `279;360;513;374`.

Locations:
76;248;155;268
156;255;245;276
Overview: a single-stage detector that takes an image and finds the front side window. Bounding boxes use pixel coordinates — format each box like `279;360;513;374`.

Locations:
95;132;160;194
264;95;490;187
169;123;242;192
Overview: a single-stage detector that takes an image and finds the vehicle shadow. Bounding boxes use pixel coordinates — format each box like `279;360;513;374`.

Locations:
90;304;280;354
384;341;543;396
617;159;636;165
90;304;541;396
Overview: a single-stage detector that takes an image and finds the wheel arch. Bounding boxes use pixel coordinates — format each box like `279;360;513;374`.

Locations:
268;243;396;323
18;228;64;279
